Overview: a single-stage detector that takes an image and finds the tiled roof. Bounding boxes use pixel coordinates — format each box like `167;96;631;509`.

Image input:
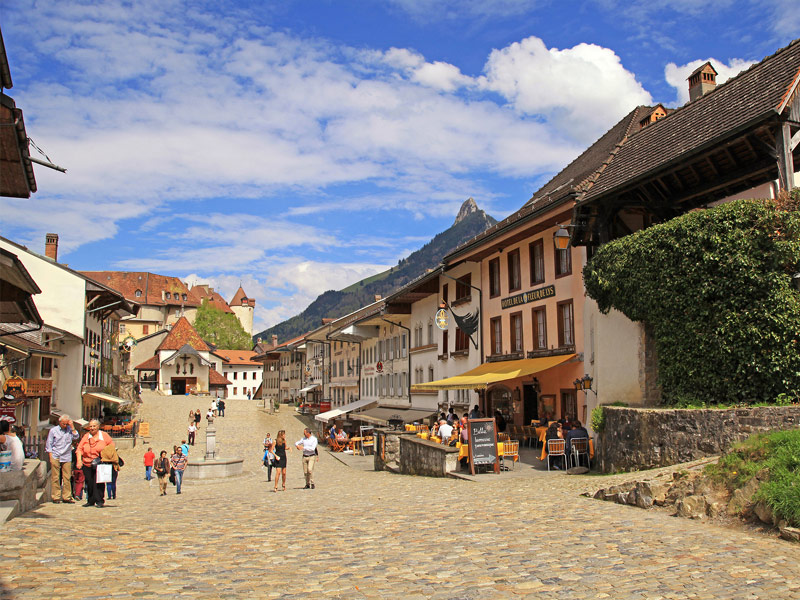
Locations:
80;271;201;307
583;38;800;202
230;286;254;307
214;349;259;366
209;368;231;386
156;316;210;352
133;355;160;371
0;324;63;356
525;105;653;209
191;285;234;314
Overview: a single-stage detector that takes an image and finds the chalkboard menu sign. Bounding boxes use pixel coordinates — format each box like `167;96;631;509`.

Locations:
467;418;499;475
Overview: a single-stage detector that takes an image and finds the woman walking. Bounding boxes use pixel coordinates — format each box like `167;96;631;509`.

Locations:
154;450;170;496
100;443;121;500
263;432;274;482
272;430;290;492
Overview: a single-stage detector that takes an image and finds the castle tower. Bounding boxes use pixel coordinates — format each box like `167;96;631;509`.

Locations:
230;285;255;336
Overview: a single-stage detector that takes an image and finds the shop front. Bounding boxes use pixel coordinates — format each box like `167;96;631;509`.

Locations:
413;353;584;426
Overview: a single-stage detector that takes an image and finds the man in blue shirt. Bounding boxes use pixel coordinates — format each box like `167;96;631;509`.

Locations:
45;415;79;503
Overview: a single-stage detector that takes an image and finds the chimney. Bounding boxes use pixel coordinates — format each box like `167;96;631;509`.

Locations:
374;295;382;302
45;233;59;261
687;62;717;102
271;334;278;348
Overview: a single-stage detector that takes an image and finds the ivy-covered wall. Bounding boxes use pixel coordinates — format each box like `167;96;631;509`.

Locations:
583;196;800;405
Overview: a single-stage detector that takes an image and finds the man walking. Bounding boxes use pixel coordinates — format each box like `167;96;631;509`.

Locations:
217;398;225;417
45;415;79;503
76;420;114;508
170;446;188;494
295;428;318;489
143;447;155;482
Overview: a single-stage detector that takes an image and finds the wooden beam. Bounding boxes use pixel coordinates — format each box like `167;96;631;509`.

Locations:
791;128;800;152
777;121;795;192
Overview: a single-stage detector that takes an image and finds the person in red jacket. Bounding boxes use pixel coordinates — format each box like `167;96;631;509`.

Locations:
143;447;155;482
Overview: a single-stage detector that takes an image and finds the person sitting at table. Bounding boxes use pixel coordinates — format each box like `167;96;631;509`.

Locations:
336;428;349;442
545;422;566;470
437;419;453;444
565;420;589;454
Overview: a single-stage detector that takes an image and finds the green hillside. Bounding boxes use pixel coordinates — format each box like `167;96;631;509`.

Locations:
254;200;497;343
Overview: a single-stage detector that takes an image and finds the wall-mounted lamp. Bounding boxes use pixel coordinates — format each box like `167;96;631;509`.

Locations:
554;225;572;250
792;272;800;292
573;374;596;395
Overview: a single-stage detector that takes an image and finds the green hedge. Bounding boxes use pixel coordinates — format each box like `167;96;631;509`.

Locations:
583;196;800;405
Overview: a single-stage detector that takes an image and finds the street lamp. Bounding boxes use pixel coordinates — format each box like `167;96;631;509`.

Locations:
553;226;571;250
573;374;596;395
792;272;800;291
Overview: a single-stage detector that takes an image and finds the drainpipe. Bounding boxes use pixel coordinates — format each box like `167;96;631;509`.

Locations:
381;318;411;406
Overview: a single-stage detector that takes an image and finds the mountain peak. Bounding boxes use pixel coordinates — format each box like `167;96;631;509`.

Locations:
454;197;479;226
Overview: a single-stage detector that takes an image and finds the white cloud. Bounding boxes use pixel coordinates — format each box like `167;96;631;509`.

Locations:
664;57;755;105
478;37;653;141
386;0;545;20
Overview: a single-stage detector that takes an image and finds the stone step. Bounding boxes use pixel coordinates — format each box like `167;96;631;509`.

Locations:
35;489;47;506
0;499;20;524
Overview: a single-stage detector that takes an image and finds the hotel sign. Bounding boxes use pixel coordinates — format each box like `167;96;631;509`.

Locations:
501;285;555;310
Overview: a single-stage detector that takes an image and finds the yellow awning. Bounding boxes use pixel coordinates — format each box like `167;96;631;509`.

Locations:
412;354;576;391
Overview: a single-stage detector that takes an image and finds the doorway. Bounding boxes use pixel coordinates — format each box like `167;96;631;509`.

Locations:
523;383;538;424
171;378;187;395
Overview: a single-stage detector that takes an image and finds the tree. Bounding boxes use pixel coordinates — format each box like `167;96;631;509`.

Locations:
193;300;252;350
583;195;800;405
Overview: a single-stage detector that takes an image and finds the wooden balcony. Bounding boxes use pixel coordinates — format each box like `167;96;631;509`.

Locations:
24;379;52;397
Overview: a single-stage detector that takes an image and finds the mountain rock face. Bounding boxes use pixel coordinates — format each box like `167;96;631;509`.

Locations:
254;200;497;344
454;197;478;225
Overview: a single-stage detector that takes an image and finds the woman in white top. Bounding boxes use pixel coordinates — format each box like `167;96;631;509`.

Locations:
0;421;24;470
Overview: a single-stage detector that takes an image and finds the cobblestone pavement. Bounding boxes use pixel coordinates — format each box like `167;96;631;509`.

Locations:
2;393;800;599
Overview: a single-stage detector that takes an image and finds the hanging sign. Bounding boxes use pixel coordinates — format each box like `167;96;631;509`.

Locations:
435;308;449;330
376;361;383;373
501;285;555;310
2;376;27;399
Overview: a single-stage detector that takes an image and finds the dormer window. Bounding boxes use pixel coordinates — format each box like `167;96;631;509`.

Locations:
135;289;142;298
165;292;171;300
182;294;187;301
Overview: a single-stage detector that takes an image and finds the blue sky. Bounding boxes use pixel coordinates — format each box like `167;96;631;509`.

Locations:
1;0;797;331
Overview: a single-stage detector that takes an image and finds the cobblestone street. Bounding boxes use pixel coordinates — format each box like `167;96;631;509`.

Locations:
2;393;800;599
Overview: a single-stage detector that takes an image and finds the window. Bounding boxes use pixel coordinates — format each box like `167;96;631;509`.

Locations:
142;324;149;335
233;371;238;380
455;274;471;302
557;300;575;347
490;317;502;355
233;387;237;396
401;334;407;357
119;323;126;333
390;374;395;396
427;321;434;345
508;249;521;292
442;329;449;355
455;327;469;352
489;258;501;297
532;306;547;349
529;239;545;285
242;371;247;380
555;246;572;277
510;312;523;353
165;292;171;299
135;289;142;297
428;366;434;382
442;283;449;305
41;358;53;378
399;372;405;397
182;294;187;301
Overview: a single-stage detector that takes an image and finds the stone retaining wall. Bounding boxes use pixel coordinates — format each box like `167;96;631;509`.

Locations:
598;405;800;472
0;460;50;522
373;429;459;477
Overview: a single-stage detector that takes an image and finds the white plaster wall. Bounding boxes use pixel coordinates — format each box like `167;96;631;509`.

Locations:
0;239;86;338
585;297;645;410
222;364;262;399
57;339;85;418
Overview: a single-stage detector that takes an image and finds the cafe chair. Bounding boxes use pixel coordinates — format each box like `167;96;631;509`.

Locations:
546;439;567;472
497;432;510;442
500;440;519;471
570;437;591;469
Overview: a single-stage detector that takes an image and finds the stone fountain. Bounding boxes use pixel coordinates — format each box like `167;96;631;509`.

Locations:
184;416;244;480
